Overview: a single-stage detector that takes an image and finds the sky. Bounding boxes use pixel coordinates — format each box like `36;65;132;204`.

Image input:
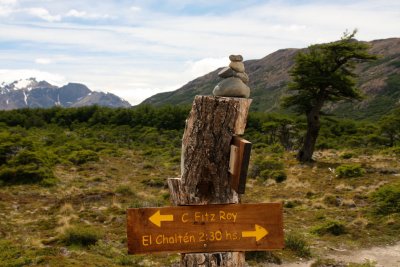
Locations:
0;0;399;105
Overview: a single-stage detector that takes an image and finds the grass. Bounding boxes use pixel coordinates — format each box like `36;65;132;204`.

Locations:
370;182;400;215
285;232;312;258
59;225;103;247
0;124;400;266
336;164;366;178
311;220;347;236
311;258;377;267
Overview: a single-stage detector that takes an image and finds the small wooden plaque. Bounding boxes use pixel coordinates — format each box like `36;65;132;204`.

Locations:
229;136;252;194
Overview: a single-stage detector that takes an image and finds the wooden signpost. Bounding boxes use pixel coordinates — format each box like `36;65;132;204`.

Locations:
127;203;284;254
126;94;284;266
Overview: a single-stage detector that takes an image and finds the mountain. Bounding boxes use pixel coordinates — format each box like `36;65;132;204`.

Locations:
0;78;131;110
142;38;400;119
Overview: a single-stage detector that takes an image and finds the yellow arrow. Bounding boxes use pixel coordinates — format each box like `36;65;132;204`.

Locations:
242;224;268;241
149;210;174;227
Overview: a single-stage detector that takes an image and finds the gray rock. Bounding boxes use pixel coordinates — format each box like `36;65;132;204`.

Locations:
218;67;236;78
229;55;243;62
229;61;245;73
235;72;249;84
213;77;250;98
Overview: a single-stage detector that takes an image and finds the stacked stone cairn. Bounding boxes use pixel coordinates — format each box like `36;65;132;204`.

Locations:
213;54;250;98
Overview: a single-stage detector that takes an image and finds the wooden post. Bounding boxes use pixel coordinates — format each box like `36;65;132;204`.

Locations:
168;95;252;266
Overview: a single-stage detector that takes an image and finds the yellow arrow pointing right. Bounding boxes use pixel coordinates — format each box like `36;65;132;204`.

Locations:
242;224;268;241
149;210;174;227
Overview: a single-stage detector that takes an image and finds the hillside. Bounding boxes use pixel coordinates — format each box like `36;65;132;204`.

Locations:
0;78;131;110
142;38;400;119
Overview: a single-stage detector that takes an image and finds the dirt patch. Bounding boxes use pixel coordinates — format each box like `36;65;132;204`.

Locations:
263;242;400;267
330;242;400;267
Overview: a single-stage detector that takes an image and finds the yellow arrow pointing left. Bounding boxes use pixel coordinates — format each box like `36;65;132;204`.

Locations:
242;224;268;241
149;210;174;227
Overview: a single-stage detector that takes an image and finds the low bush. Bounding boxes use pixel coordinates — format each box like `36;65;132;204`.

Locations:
323;194;341;206
312;259;376;267
285;233;311;258
245;251;281;264
370;182;400;216
270;170;287;183
284;199;302;208
141;178;165;188
251;156;286;182
60;225;103;247
0;165;54;185
115;185;136;196
340;152;354;159
68;150;99;165
311;220;346;236
336;164;365;178
382;146;400;157
0;240;32;267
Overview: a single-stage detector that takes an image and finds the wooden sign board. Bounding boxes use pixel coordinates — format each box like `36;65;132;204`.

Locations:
127;203;283;254
229;136;252;194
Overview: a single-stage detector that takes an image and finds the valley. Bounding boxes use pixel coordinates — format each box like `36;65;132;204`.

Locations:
0;106;399;266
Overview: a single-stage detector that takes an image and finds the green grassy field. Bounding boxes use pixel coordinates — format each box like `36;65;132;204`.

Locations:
0;107;399;266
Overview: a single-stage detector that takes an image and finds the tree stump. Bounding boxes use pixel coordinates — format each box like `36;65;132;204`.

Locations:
168;95;252;267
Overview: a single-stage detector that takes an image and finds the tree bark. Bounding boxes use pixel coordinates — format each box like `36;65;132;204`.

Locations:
168;95;252;266
297;108;321;162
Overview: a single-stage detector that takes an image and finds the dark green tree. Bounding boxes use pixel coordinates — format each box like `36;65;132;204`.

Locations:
379;108;400;147
282;30;377;162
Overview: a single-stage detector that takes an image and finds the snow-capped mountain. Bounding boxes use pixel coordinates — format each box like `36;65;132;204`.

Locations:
0;78;131;110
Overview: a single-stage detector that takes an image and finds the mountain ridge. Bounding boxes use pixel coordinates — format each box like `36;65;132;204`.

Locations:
0;78;131;110
142;38;400;119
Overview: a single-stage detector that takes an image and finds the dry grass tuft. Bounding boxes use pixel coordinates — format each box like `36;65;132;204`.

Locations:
59;203;74;215
335;183;353;192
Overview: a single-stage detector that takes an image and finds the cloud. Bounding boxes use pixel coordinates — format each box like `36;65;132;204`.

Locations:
65;9;111;19
0;69;66;86
184;57;228;78
0;0;17;4
65;9;86;18
0;0;16;16
0;0;399;106
35;58;52;64
26;7;61;22
130;6;141;12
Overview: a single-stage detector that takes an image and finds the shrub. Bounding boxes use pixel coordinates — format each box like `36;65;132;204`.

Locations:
68;150;99;165
251;156;286;182
323;194;341;206
383;146;400;157
336;164;365;178
271;170;287;182
311;259;346;267
0;165;54;185
285;233;311;258
284;199;302;208
340;152;354;159
316;139;338;150
245;251;281;264
312;259;376;267
8;150;48;166
141;178;165;188
0;240;32;266
40;177;58;187
115;185;136;196
311;220;346;236
370;182;400;215
60;225;103;247
266;143;285;154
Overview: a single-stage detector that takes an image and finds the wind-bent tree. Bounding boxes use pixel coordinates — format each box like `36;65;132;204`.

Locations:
282;30;377;162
